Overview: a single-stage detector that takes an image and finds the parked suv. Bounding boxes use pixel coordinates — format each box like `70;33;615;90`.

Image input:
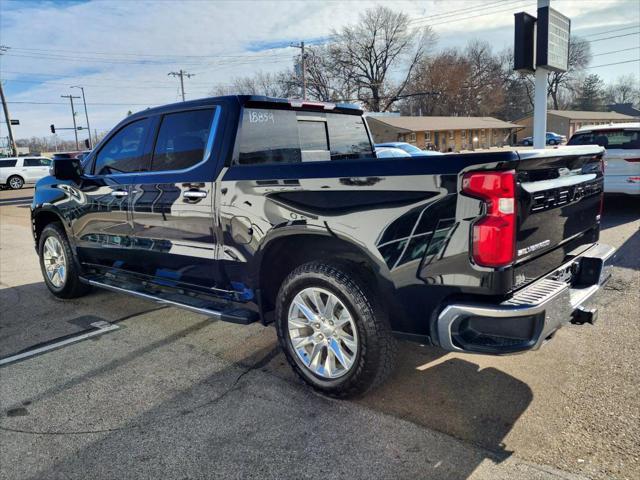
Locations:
1;156;52;189
568;123;639;196
31;96;614;397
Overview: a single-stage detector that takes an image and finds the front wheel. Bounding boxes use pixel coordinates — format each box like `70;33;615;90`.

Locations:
275;262;396;398
549;139;557;145
7;175;24;190
38;223;90;299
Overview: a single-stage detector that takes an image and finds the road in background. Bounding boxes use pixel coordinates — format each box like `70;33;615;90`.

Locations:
0;190;638;480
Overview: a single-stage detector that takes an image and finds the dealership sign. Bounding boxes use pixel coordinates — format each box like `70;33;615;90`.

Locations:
514;5;571;73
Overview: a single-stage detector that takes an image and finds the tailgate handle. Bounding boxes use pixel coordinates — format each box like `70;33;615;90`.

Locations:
183;190;207;199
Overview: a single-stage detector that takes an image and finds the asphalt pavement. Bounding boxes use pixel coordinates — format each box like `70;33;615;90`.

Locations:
0;188;638;480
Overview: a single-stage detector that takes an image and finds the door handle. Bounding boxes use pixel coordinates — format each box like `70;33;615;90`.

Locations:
111;190;128;197
183;190;207;199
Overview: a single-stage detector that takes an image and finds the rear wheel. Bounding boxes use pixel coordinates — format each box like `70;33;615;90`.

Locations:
275;261;396;398
39;223;90;299
549;139;557;145
8;175;24;190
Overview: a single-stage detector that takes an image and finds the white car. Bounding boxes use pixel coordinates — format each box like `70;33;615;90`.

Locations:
568;123;640;196
0;156;52;190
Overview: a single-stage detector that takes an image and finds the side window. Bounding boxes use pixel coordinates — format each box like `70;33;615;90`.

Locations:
150;109;215;171
94;119;149;175
24;158;50;167
0;159;18;168
237;109;301;165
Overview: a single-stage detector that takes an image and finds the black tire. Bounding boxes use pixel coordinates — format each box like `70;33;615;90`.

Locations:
38;223;90;299
7;175;24;190
275;261;396;398
549;139;557;145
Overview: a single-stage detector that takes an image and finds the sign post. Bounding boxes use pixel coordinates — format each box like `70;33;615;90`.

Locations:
514;0;570;149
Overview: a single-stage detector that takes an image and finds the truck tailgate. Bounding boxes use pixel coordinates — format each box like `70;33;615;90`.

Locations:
513;146;604;288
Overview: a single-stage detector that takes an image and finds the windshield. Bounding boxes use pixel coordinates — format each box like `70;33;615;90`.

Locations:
397;143;423;154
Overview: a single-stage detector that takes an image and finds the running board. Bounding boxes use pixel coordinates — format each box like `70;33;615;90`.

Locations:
82;277;258;325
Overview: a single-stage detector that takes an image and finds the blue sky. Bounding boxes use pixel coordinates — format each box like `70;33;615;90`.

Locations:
1;0;638;140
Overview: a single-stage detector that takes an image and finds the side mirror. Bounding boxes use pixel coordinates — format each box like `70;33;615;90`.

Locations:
51;158;82;182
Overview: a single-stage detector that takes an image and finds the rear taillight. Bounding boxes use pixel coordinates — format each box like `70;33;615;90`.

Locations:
624;158;640;163
462;170;516;267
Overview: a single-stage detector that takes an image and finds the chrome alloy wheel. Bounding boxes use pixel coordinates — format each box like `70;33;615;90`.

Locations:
9;177;23;189
43;236;67;288
287;287;358;379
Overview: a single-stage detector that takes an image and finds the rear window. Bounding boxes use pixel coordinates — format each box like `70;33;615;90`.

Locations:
568;129;640;150
236;108;372;165
0;159;17;168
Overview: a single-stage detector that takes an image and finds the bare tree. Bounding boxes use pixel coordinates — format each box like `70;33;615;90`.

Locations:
210;71;296;98
303;45;357;102
331;6;435;111
547;36;591;109
604;74;640;106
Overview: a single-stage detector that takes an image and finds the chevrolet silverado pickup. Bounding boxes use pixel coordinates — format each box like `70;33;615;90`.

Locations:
31;96;614;397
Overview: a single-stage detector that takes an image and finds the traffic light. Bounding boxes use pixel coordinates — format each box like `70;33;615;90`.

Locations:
50;124;56;134
84;139;90;149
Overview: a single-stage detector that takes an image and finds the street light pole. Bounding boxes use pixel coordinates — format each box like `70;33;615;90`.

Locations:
72;86;92;149
61;94;80;150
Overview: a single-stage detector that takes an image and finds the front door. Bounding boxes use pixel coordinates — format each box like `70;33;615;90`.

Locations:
72;117;154;271
128;106;226;293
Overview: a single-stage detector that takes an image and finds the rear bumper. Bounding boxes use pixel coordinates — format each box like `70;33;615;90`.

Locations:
435;243;615;354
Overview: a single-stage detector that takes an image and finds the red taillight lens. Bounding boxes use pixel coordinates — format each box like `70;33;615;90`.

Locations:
462;170;516;267
624;158;640;163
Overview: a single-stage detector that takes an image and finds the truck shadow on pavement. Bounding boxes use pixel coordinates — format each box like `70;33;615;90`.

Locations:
1;304;533;479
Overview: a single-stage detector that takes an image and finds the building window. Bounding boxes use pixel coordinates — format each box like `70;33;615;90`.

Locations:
407;132;416;143
448;130;454;140
461;130;466;139
425;131;431;141
481;129;486;138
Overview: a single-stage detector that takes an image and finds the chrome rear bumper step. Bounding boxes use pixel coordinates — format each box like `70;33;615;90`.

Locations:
82;277;258;325
436;243;615;354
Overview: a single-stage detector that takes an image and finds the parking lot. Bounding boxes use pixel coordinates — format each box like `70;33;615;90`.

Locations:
0;187;638;480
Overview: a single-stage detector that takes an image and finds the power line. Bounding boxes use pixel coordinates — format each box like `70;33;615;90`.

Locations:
586;31;640;43
581;24;640;37
592;47;640;57
585;58;640;69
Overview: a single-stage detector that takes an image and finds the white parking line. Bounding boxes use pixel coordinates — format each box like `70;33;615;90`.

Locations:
0;321;120;367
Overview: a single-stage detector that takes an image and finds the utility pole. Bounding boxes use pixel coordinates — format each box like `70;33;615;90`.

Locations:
71;86;92;149
532;0;550;149
0;45;18;157
168;70;195;102
0;81;18;157
291;42;307;99
61;94;80;150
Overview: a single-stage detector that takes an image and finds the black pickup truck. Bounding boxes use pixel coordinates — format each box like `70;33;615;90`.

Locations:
31;96;614;397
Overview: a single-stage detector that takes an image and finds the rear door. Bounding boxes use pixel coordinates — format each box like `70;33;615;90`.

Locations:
128;106;226;292
22;157;51;182
568;127;640;195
